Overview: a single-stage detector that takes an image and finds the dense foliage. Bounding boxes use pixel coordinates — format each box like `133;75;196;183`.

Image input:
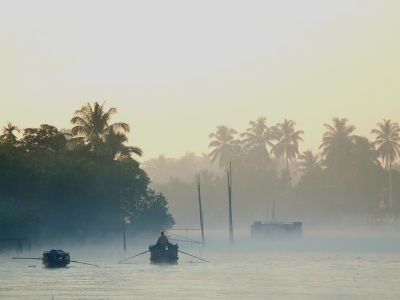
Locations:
0;103;174;241
149;117;400;227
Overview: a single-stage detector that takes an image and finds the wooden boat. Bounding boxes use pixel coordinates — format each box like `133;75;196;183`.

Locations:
149;243;178;264
42;249;71;268
13;249;98;268
251;221;302;238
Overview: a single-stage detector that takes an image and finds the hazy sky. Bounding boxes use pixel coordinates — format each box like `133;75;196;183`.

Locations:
1;0;399;159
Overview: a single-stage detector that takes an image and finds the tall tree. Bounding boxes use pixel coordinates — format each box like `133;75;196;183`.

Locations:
319;118;355;178
371;119;400;207
209;125;240;168
71;102;141;158
20;124;67;152
297;150;321;177
351;136;380;173
296;150;324;189
0;122;20;146
104;127;143;159
271;119;304;181
241;116;275;164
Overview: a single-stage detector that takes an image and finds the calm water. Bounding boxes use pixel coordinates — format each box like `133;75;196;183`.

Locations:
1;236;400;299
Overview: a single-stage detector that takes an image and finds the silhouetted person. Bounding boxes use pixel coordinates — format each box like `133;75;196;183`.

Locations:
156;231;169;247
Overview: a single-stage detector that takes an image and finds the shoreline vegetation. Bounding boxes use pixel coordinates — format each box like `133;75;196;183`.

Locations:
146;117;400;228
1;103;400;242
0;102;174;242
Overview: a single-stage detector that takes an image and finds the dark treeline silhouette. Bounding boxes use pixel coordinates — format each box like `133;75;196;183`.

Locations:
149;117;400;228
0;102;174;242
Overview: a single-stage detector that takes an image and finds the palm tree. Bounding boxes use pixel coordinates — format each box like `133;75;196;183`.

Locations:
351;135;380;176
209;125;240;168
240;116;275;164
0;122;20;146
297;150;321;177
71;102;141;158
271;119;304;181
104;127;143;159
71;102;129;151
371;119;400;208
319;118;355;175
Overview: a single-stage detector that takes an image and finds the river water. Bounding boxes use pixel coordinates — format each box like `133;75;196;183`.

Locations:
1;235;400;299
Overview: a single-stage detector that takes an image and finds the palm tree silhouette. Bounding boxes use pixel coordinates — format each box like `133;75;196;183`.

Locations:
371;119;400;208
350;135;380;176
271;119;304;182
0;122;20;146
319;118;355;176
104;127;142;159
71;102;141;158
209;125;240;168
241;116;275;164
297;150;321;177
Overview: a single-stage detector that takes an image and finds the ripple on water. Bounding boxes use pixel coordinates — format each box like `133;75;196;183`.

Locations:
1;251;400;299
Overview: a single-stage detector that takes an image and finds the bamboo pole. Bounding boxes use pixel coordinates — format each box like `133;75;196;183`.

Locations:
227;162;234;244
122;217;127;252
197;174;205;246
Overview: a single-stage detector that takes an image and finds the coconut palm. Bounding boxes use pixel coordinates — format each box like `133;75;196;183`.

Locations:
104;127;142;159
319;118;355;174
0;122;20;146
297;150;321;177
240;116;275;164
351;135;380;175
71;102;129;151
71;102;141;158
209;125;240;168
271;119;304;181
371;119;400;207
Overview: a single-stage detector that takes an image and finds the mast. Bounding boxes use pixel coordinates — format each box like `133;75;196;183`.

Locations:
122;217;127;252
197;174;205;245
272;199;276;221
227;162;234;244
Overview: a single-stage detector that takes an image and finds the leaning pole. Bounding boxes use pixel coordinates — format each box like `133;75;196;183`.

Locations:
197;174;205;245
227;162;234;244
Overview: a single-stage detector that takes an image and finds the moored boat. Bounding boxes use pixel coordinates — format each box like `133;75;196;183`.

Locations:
251;221;302;238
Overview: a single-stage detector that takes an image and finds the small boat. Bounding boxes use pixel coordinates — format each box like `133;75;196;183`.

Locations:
13;249;97;268
118;233;207;264
149;243;179;264
42;249;71;268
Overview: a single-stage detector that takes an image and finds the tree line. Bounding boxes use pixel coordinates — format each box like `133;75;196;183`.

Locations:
150;117;400;227
208;117;399;205
0;102;174;242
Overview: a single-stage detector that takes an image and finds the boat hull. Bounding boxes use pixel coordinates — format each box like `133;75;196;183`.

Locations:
251;221;302;238
42;250;70;268
149;244;178;264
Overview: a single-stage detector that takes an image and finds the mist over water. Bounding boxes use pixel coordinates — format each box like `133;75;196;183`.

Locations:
1;1;400;298
1;230;400;300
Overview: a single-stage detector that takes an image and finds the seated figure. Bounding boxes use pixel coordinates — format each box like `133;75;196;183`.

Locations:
156;231;170;247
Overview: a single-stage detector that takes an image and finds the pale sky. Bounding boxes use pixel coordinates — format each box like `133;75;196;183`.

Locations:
1;0;399;159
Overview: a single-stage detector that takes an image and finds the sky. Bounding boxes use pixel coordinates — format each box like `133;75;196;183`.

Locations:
0;0;399;159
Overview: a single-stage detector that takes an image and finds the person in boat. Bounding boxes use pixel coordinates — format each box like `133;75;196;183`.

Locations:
156;231;170;247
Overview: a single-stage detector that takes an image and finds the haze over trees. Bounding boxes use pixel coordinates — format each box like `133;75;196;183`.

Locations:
371;119;400;208
2;107;400;236
148;117;400;228
0;102;174;242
